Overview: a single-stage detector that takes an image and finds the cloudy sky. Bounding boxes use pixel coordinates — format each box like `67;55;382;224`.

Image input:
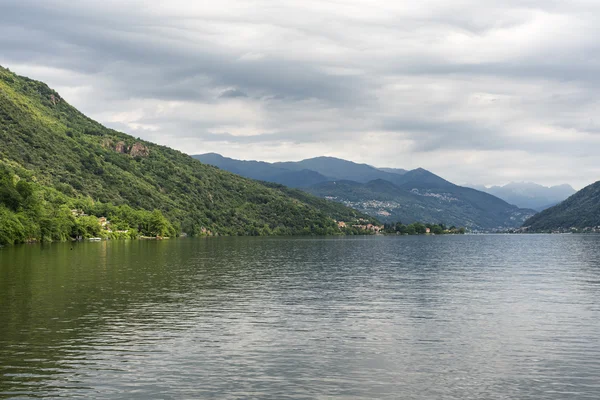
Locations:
2;0;599;188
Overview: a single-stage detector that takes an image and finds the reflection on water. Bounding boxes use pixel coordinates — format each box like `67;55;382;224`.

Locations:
1;235;600;399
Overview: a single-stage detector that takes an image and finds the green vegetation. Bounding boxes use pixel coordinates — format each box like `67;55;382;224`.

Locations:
523;181;600;231
0;160;176;245
0;65;377;245
383;222;466;235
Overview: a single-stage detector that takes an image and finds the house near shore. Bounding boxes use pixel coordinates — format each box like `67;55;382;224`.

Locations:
366;224;384;233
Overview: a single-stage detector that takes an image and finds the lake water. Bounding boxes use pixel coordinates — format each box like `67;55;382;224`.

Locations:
1;235;600;399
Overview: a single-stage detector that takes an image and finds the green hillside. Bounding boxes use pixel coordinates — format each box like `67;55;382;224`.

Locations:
0;65;376;244
523;181;600;231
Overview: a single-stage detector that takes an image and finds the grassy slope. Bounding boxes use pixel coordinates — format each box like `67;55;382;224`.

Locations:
0;65;375;236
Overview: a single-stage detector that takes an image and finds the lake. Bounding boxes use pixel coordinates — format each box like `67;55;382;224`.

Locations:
1;235;600;399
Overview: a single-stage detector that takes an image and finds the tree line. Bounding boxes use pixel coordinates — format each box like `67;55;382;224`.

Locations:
383;222;466;235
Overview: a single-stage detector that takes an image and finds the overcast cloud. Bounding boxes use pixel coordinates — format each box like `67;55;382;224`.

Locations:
2;0;599;188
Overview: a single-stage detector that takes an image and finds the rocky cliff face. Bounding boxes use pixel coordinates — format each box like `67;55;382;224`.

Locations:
130;142;150;157
102;139;149;157
115;141;127;153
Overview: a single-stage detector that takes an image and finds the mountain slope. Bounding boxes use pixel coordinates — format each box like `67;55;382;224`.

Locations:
378;167;408;175
467;182;576;211
523;181;600;230
307;179;536;229
393;168;454;189
195;153;440;189
198;153;537;229
193;153;330;188
0;65;376;241
273;156;406;184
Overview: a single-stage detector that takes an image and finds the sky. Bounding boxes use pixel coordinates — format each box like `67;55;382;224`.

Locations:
1;0;599;189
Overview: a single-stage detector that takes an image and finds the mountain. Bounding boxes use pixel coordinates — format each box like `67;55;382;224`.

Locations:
273;156;407;184
193;153;331;188
393;167;454;189
0;65;376;244
197;153;536;230
195;154;435;188
523;181;600;231
378;167;408;175
306;178;536;230
466;182;576;211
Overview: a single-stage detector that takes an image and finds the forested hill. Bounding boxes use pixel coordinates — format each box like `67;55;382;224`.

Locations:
0;65;375;244
523;181;600;231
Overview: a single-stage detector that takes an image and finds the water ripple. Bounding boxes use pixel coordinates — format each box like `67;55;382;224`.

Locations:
2;235;600;399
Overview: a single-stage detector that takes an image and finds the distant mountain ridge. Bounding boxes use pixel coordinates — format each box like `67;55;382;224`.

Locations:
524;181;600;231
272;156;406;185
194;153;537;230
193;154;450;188
467;182;576;211
196;153;330;188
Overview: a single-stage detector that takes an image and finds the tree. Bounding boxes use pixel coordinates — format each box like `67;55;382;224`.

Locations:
431;225;444;235
0;180;22;211
16;180;34;200
412;223;427;234
0;207;26;245
148;209;174;237
72;215;101;239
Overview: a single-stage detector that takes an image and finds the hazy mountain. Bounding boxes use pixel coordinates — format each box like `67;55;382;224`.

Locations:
194;154;415;187
273;156;406;184
524;181;600;231
193;153;331;188
466;182;576;211
197;154;443;188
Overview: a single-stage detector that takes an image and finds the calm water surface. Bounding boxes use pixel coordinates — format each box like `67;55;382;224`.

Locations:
1;235;600;399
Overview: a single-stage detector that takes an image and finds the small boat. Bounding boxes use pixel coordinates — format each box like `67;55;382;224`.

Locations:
88;237;102;241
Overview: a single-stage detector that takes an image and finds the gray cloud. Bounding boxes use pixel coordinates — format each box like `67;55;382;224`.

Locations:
1;0;600;188
219;89;248;99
